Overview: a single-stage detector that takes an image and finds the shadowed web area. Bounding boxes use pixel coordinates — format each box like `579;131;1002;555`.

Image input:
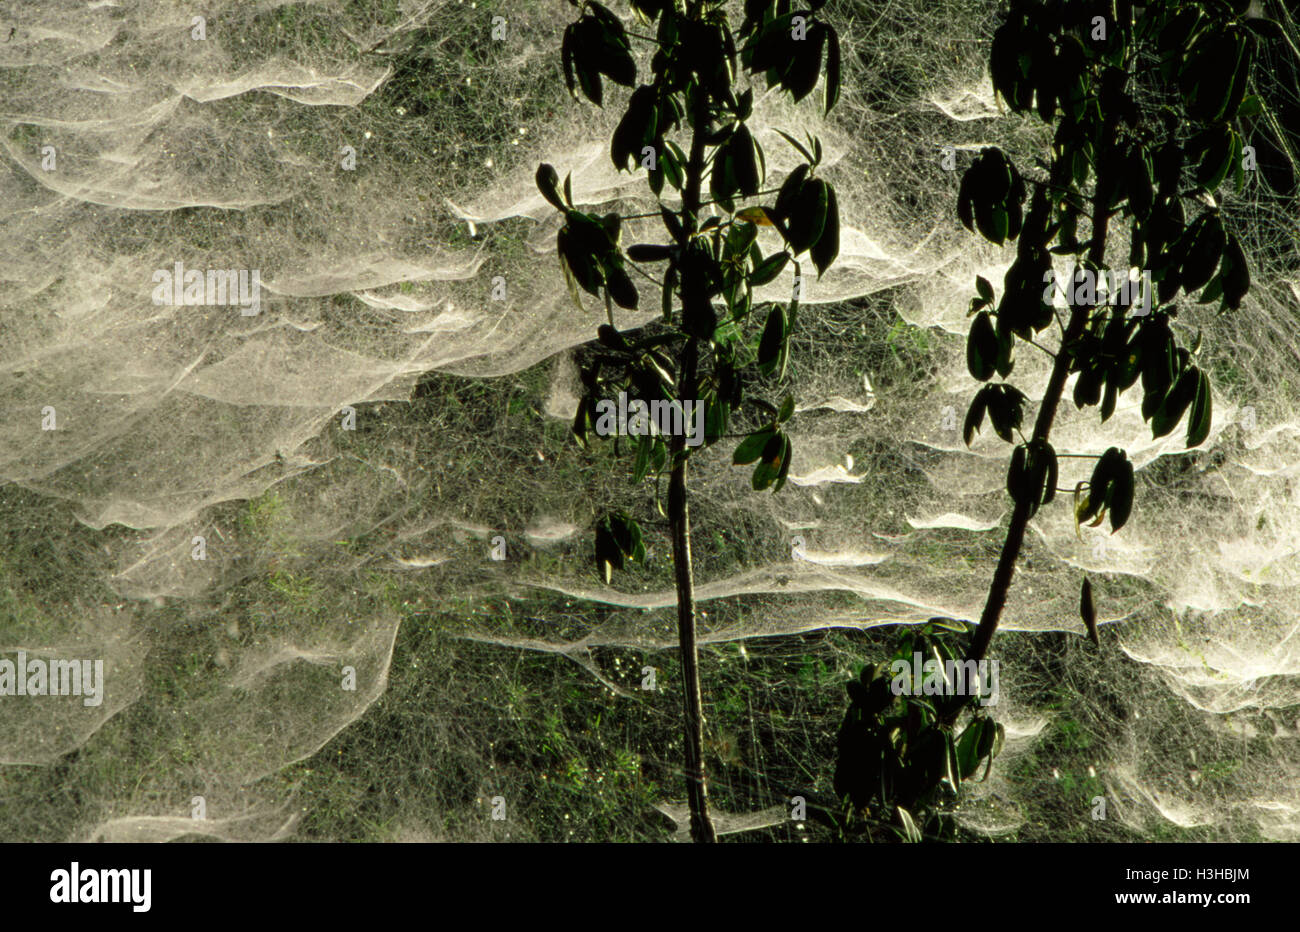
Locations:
0;0;1298;842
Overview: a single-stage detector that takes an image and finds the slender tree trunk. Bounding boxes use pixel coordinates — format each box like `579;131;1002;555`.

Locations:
668;409;714;843
665;20;716;842
958;106;1122;690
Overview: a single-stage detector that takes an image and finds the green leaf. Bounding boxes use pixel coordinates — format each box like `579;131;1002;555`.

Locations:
786;178;829;254
751;251;789;287
1108;456;1134;532
632;433;653;482
1195;125;1234;193
976;715;997;761
746;12;800;76
895;805;922;843
627;243;673;262
1186;368;1212;448
660;205;684;242
773;129;814;165
1073;367;1103;409
571;395;591;447
1220;233;1250;310
824;26;841;114
536;163;564;209
758;303;786;375
557;227;604;297
986;384;1026;443
956;718;986;779
957;169;975;232
594;521;623;584
809;182;840;276
759;426;785;467
575;52;604;106
773;433;793;491
729;124;761;197
1236;94;1262;119
1007;442;1030;505
784;22;825;102
1152;367;1198;439
605;263;639;309
1036;439;1058;507
773;163;809;226
975;276;994;304
777;395;795;423
733;428;775;465
751;457;779;491
963;389;988;446
1180;213;1226;295
596;323;628;350
967;311;997;382
1081;576;1099;645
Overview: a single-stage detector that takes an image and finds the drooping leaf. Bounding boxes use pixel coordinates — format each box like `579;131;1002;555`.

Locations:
1108;455;1134;532
733;428;775;465
824;25;841;114
967;311;997;382
758;303;786;374
1080;577;1099;646
809;182;840;276
1186;367;1212;448
750;251;789;286
536;163;565;209
1219;233;1250;310
963;389;989;446
786;177;829;254
773;163;810;226
605;263;639;309
1152;367;1198;439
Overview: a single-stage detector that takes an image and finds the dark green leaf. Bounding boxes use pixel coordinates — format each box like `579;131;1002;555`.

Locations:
536;163;564;209
758;303;786;374
773;128;814;164
967;311;997;382
786;177;829;254
627;243;673;262
1195;126;1234;193
751;251;789;287
824;26;841;114
1108;456;1134;532
1220;233;1250;310
986;384;1026;444
733;428;774;465
1081;577;1099;646
1152;367;1198;439
809;182;840;276
783;22;825;102
605;263;639;309
1180;213;1226;295
963;390;988;446
773;163;809;225
1186;368;1212;447
729;124;761;197
773;434;793;491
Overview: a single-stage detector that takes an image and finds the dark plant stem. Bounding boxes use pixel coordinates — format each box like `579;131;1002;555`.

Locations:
666;31;716;844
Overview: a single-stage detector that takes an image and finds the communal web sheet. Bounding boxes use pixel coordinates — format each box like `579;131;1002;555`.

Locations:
0;0;1298;842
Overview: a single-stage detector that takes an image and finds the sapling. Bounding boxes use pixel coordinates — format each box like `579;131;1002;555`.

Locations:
538;0;842;841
